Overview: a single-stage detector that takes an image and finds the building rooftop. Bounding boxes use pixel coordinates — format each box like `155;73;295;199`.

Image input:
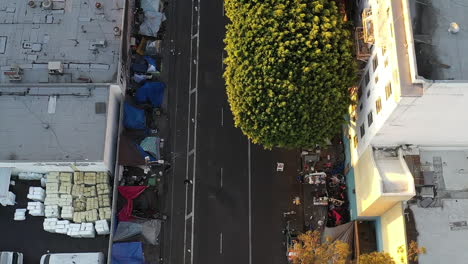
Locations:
0;0;123;84
409;0;468;81
410;199;468;264
0;86;110;161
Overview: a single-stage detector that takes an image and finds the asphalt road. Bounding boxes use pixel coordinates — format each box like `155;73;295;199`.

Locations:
163;0;302;264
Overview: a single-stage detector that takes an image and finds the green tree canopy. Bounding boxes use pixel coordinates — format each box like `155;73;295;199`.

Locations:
224;0;357;148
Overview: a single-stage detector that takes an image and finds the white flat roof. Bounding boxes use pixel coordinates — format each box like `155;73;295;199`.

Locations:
0;86;110;161
0;0;123;83
411;199;468;264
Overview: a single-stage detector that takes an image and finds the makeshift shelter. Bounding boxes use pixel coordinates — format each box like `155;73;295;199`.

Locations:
322;221;355;246
118;186;148;221
124;103;147;130
112;242;145;264
135;82;165;108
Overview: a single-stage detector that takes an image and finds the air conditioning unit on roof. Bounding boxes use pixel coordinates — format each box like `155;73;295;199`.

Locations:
48;61;64;75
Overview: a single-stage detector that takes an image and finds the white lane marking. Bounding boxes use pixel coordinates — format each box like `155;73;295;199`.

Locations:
219;232;223;254
221;51;224;69
222;0;224;16
248;140;252;264
185;212;193;220
221;107;224;127
220;167;224;188
191;0;201;262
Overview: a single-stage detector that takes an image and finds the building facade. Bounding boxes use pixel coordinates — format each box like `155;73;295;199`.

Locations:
347;0;468;263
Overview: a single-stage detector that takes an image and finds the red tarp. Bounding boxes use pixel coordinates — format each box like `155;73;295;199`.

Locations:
118;186;148;221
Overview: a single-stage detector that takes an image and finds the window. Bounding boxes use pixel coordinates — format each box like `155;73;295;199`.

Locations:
366;89;371;98
382;46;386;56
384;58;389;67
360;124;366;138
359;103;363;112
385;82;392;100
353;135;359;148
364;71;370;87
374;75;379;84
368;111;373;126
376;97;382;113
372;55;379;72
358;83;363;100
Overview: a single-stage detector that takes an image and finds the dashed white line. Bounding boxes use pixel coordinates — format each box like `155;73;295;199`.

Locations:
219;232;223;254
221;51;224;69
221;107;224;127
220;167;223;188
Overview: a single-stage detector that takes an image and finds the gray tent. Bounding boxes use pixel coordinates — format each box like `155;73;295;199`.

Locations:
321;221;355;246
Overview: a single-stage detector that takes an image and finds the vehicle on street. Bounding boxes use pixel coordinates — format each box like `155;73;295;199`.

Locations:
39;252;105;264
0;251;23;264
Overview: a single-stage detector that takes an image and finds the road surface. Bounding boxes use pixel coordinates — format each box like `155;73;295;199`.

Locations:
163;1;302;263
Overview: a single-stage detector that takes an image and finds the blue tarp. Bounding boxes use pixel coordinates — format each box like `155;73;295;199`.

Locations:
135;82;166;107
124;103;146;130
112;242;145;264
136;143;157;162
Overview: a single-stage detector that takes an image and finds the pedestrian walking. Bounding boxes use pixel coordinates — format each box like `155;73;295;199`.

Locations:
184;179;193;185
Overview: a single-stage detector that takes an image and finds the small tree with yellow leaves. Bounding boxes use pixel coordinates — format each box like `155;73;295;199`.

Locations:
290;231;350;264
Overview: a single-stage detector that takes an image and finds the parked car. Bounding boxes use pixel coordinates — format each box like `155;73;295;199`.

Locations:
0;251;23;264
39;252;105;264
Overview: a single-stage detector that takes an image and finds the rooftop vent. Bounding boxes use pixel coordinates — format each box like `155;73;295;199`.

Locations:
449;22;460;34
3;65;23;82
48;61;64;75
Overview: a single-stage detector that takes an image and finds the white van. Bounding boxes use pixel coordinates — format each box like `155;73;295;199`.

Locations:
0;252;23;264
39;252;105;264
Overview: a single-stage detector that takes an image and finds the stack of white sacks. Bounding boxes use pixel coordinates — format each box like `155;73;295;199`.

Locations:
27;187;45;202
67;223;96;238
45;205;60;218
41;171;111;238
27;201;45;216
95;220;110;235
14;209;27;221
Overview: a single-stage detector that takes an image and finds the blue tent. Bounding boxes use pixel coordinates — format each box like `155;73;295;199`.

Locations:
124;103;146;130
135;82;166;107
112;242;145;264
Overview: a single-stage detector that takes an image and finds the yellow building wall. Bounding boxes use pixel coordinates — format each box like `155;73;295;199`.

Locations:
380;203;408;264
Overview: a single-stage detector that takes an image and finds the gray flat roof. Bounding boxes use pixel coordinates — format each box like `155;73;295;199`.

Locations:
0;0;123;84
0;86;109;161
409;0;468;80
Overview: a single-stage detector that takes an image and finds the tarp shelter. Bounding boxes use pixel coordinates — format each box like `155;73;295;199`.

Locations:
124;103;146;130
118;134;147;166
112;242;145;264
118;186;148;221
0;168;12;206
135;82;165;108
113;222;143;242
322;221;355;246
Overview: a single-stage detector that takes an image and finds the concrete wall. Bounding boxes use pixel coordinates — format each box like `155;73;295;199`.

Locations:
355;147;414;217
380;202;408;264
103;85;122;174
355;147;383;216
373;82;468;147
0;161;108;174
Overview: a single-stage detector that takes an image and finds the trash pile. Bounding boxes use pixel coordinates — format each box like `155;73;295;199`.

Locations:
299;138;350;231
